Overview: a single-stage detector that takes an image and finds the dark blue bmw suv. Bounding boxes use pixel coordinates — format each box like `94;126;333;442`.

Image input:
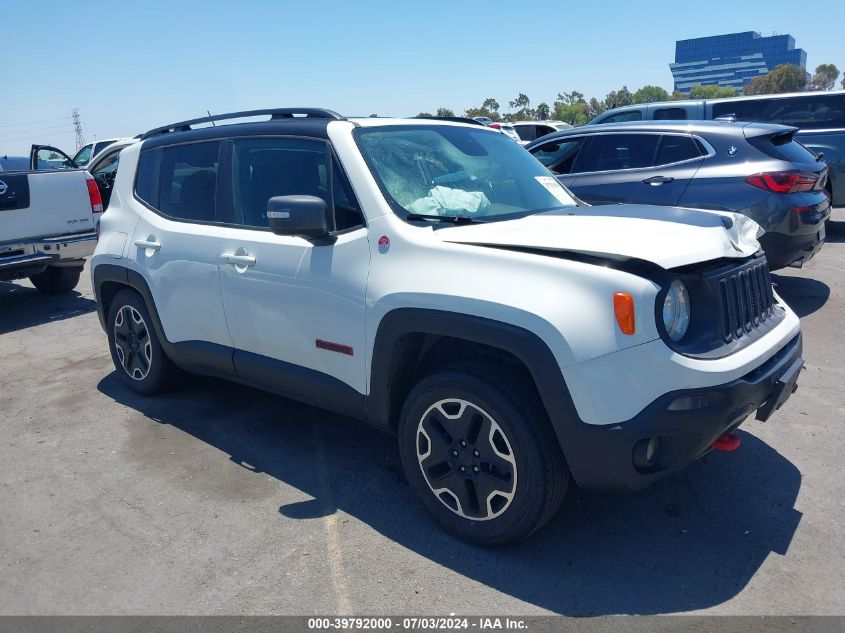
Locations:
526;120;831;270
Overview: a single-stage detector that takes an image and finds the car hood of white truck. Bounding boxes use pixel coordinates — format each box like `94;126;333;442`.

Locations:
435;204;762;269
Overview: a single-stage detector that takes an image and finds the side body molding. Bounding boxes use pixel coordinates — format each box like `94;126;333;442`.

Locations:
91;263;366;419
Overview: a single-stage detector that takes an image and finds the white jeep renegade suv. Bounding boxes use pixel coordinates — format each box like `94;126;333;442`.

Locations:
91;108;804;546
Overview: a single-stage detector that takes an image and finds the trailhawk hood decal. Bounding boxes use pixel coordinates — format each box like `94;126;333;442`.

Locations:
436;205;762;269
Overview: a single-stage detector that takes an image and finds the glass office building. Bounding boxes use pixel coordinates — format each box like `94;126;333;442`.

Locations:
670;31;807;94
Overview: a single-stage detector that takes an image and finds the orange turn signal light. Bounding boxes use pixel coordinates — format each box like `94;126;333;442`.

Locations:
614;292;636;335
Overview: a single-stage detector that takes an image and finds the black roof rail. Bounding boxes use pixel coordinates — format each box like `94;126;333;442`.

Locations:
140;108;345;140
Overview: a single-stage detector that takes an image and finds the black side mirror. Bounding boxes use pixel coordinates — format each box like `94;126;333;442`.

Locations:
267;195;332;242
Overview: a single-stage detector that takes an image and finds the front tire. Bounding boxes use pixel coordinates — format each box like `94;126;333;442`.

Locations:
106;289;178;395
29;266;81;294
398;365;569;546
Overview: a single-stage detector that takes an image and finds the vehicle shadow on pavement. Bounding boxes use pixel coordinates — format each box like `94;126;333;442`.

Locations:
823;217;844;243
770;274;830;318
98;372;803;616
0;281;96;335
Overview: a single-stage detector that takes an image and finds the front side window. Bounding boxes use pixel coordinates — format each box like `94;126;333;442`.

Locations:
531;138;586;175
91;150;121;177
35;146;75;170
354;125;577;222
93;140;115;156
577;134;659;172
232;137;364;231
73;145;93;166
158;141;220;222
601;110;643;124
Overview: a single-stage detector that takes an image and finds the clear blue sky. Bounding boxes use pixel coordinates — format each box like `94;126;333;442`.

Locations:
2;0;843;155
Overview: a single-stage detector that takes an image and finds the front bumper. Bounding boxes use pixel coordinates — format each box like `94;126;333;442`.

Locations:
562;332;803;491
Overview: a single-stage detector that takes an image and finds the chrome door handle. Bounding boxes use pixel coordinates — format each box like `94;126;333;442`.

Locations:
643;176;674;186
134;239;161;251
221;253;256;267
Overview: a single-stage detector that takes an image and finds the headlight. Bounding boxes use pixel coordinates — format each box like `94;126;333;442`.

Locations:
663;280;690;342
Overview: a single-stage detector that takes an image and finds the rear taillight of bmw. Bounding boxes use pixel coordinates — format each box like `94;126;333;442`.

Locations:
745;171;820;194
86;175;104;213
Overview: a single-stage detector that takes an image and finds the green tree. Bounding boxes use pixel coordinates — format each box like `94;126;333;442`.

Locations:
435;107;455;117
670;91;686;101
482;97;500;114
745;74;773;95
508;93;533;120
604;86;633;110
416;112;433;117
587;98;606;119
809;64;840;91
768;64;807;93
689;84;737;99
552;91;590;124
465;97;502;121
535;102;550;120
557;90;585;106
632;85;669;104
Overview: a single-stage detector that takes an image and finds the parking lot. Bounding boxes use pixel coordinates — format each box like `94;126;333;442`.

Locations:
1;212;843;617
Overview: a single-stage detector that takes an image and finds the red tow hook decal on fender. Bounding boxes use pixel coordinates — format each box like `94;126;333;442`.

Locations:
712;433;741;452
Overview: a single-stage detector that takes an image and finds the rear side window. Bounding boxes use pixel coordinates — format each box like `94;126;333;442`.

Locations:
135;150;158;207
600;110;643;124
654;107;687;121
779;95;845;129
158;141;220;222
514;125;535;142
576;134;658;172
712;95;845;130
748;132;819;164
654;135;701;165
135;142;221;222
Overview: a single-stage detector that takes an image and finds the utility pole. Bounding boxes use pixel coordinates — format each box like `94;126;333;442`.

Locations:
72;108;85;150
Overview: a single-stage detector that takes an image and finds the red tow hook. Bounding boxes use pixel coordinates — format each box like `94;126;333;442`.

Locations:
712;433;741;452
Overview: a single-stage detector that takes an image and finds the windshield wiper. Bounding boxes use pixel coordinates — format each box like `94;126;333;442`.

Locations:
406;212;481;225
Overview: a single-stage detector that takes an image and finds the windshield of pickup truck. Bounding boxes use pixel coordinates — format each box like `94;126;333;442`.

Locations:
354;125;577;222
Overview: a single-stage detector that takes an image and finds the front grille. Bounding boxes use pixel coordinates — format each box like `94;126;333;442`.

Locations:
718;259;775;342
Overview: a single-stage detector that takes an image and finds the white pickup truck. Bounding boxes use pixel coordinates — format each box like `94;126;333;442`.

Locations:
0;144;103;293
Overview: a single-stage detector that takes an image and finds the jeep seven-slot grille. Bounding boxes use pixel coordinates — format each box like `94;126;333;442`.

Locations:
718;259;775;342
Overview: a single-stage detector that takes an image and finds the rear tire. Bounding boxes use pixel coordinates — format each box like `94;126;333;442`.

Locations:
106;289;179;395
398;364;569;546
29;266;82;294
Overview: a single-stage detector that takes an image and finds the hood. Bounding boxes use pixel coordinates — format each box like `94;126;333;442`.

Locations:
436;204;762;269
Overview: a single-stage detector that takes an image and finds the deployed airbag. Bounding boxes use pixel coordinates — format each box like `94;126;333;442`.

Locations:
408;186;491;216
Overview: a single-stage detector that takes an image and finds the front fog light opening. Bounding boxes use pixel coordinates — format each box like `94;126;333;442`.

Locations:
633;437;660;470
663;279;691;342
667;394;710;411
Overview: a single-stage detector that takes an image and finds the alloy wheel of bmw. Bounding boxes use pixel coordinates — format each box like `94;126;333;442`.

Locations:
416;398;517;521
113;305;152;381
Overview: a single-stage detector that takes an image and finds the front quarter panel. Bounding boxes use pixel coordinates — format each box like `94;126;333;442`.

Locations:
364;213;662;387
